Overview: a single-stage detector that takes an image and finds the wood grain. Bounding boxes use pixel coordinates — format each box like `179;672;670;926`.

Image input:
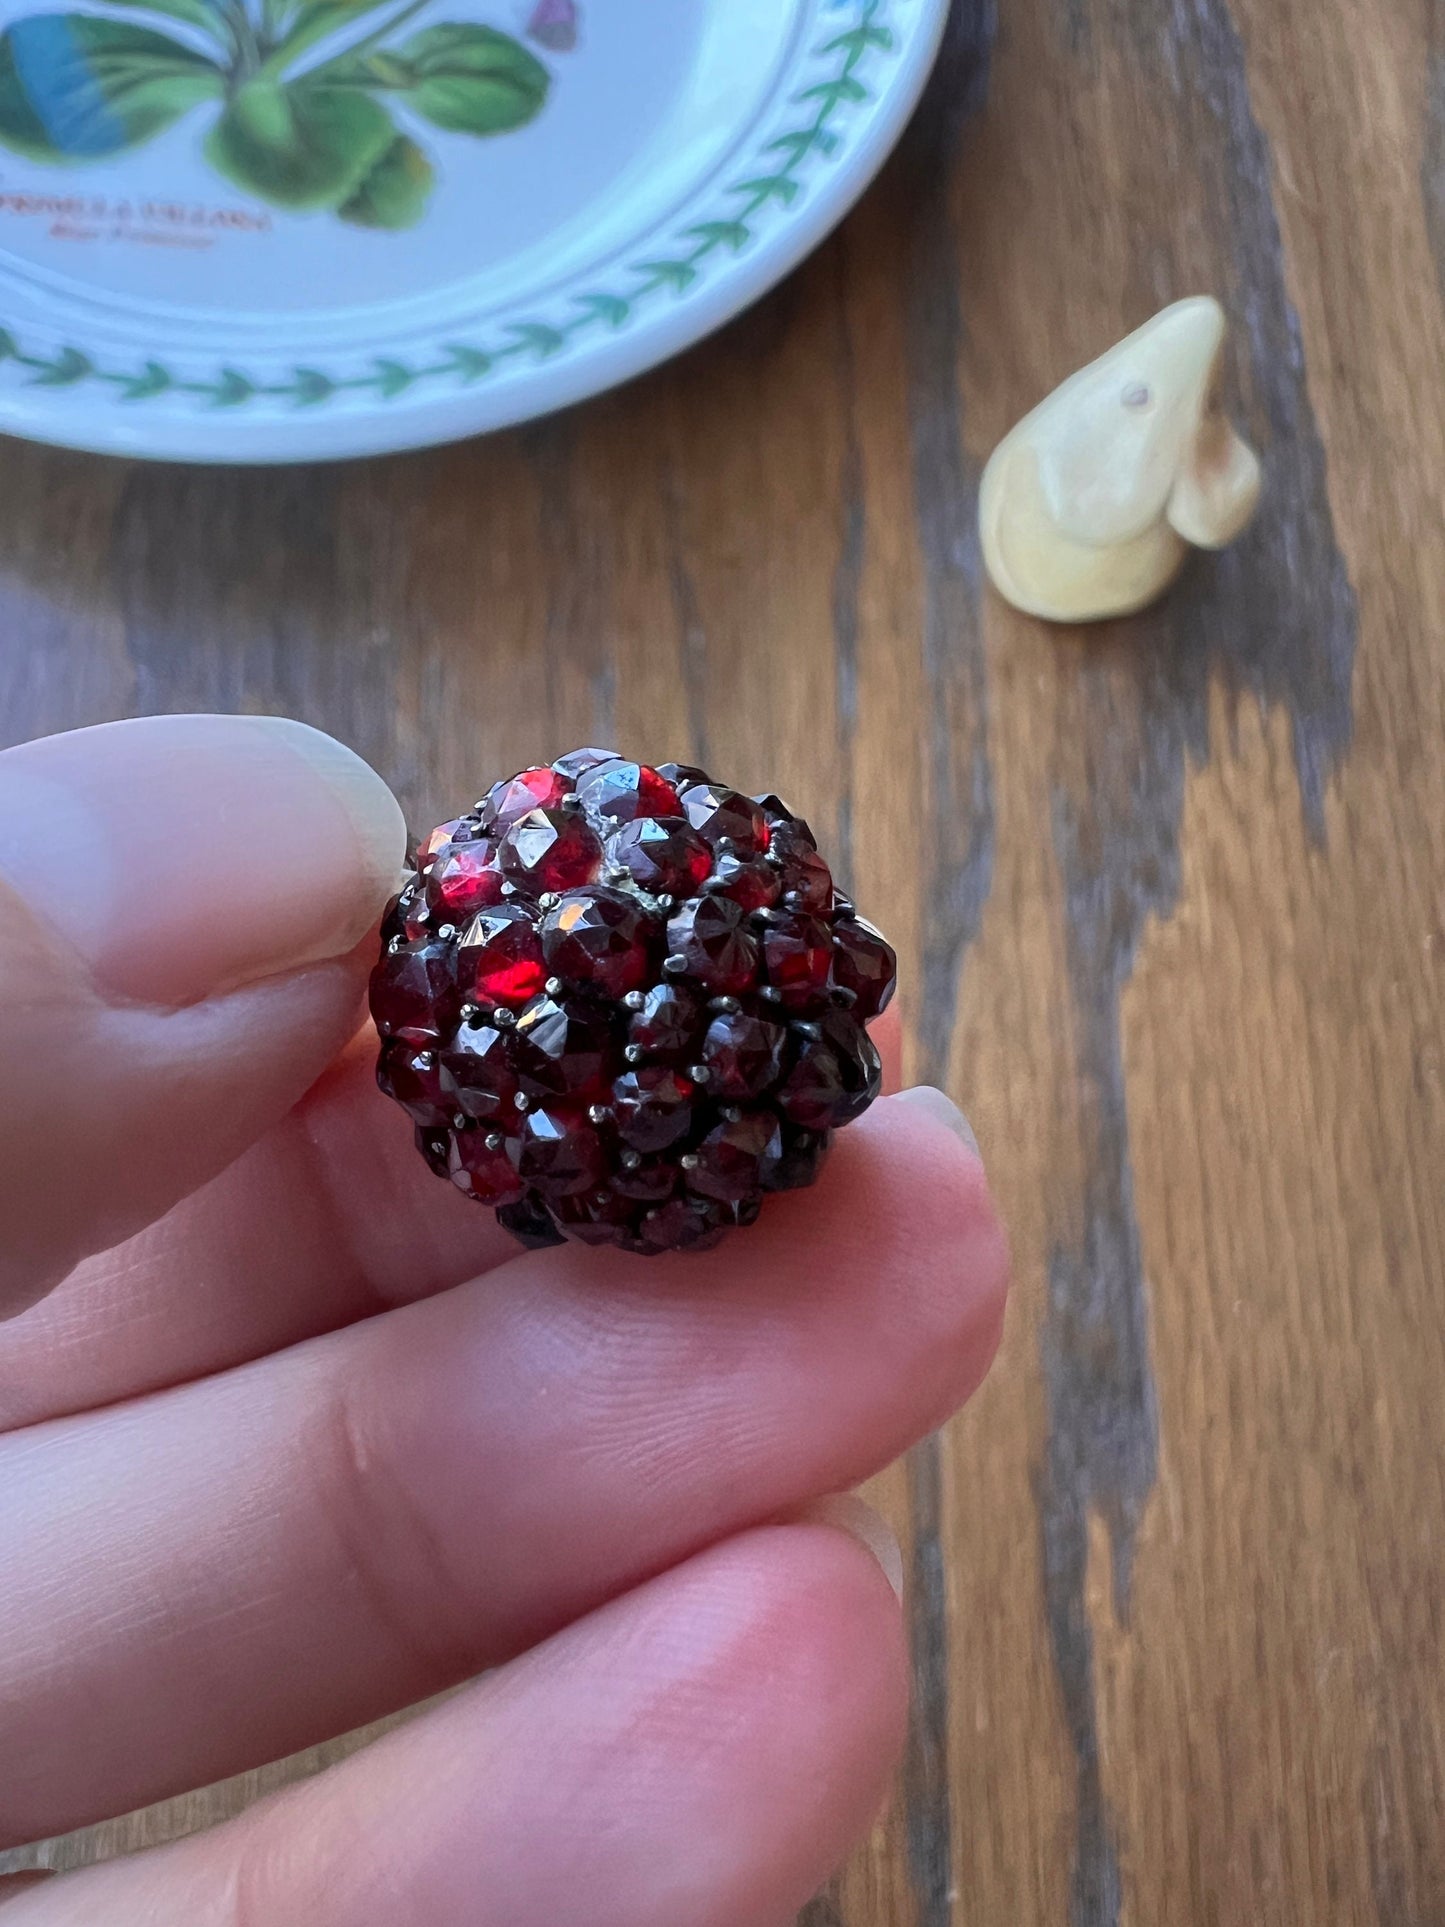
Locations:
4;0;1445;1918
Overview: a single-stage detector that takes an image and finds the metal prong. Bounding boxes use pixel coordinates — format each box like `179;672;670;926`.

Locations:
624;1044;645;1065
560;792;584;814
588;1104;610;1126
437;923;456;941
546;976;563;996
485;1131;504;1152
688;1063;710;1084
663;954;688;975
619;1150;642;1171
623;989;646;1011
538;891;560;912
656;893;675;912
679;1154;699;1171
513;1093;531;1112
720;1105;742;1123
759;985;783;1003
416;1050;436;1068
453;1113;469;1131
794;1021;823;1041
500;880;516;897
708;996;740;1015
492;1006;517;1028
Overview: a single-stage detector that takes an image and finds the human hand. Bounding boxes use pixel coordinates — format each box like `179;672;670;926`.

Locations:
0;714;1008;1927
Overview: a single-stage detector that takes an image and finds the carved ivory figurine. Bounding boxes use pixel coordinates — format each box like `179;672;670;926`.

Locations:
979;297;1262;622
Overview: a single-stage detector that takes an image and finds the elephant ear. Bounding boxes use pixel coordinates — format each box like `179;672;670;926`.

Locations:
205;76;396;209
397;23;549;135
0;14;221;162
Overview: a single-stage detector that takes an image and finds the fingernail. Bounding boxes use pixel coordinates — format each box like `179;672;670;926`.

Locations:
895;1084;981;1162
799;1495;905;1602
0;715;407;1006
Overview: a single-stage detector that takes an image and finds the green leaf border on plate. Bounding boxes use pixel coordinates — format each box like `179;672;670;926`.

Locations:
0;0;897;412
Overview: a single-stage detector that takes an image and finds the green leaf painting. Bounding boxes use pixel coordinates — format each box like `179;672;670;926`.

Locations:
0;1;554;228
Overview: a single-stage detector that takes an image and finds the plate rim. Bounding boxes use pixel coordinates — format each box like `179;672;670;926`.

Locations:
0;0;948;463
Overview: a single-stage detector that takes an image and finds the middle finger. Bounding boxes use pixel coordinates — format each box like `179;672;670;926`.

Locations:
1;1094;1004;1848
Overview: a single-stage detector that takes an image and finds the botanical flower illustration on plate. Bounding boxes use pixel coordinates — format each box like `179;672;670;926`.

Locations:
0;0;569;227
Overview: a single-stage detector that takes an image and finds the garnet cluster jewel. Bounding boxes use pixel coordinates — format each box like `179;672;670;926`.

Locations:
370;752;896;1256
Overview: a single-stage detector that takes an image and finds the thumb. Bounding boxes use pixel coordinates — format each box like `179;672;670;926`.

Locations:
0;714;406;1319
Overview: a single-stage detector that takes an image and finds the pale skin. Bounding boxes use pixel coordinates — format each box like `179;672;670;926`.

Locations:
0;714;1009;1927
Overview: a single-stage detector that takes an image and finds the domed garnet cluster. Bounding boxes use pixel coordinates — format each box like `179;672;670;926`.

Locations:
369;750;896;1256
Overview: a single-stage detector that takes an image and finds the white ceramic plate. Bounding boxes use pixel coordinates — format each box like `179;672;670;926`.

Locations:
0;0;946;462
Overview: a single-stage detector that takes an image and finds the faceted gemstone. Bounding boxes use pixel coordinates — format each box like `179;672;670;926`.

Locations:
764;1127;830;1192
605;817;711;897
610;1155;678;1203
541;889;655;998
666;897;759;994
683;1111;783;1204
770;828;833;914
414;1124;453;1179
481;765;569;832
513;992;615;1102
418;816;479;868
681;784;771;856
500;808;603;894
575;759;682;824
551;1189;637;1248
511;1108;607;1198
441;1018;518;1120
761;913;833;1011
627;981;702;1061
381;884;432;946
632;1196;727;1254
776;1016;881;1129
701;1011;786;1099
655;761;710;791
448;1128;526;1205
752;793;798;829
819;1009;883;1124
426;836;504;921
830;916;897;1020
710;848;781;911
553;745;621;780
369;940;459;1044
376;1041;453;1127
612;1065;695;1153
496;1195;566;1249
458;904;546;1010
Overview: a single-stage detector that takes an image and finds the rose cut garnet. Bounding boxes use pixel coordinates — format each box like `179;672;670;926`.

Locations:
541;890;654;998
427;837;504;921
449;1130;525;1206
666;896;759;994
684;1112;783;1204
761;913;833;1010
441;1019;518;1120
681;785;770;855
376;1041;453;1128
626;981;702;1061
605;818;712;897
612;1066;695;1153
701;1011;786;1100
501;808;603;894
458;905;546;1010
481;765;569;832
511;1108;607;1198
369;940;459;1045
576;760;682;824
513;993;614;1103
830;916;897;1021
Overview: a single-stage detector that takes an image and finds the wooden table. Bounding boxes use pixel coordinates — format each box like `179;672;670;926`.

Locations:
5;0;1444;1917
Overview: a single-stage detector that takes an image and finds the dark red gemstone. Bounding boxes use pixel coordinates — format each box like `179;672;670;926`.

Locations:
605;817;712;897
612;1065;695;1153
776;1015;881;1129
819;1010;882;1123
448;1128;526;1205
610;1155;678;1203
381;883;432;946
376;1040;453;1127
418;816;479;868
711;849;781;911
684;1111;783;1204
576;759;682;824
426;837;504;921
541;889;655;998
681;784;770;855
655;761;710;791
458;904;546;1010
501;808;603;894
369;940;459;1045
762;913;833;1010
553;746;621;780
666;897;759;994
511;1108;607;1198
414;1125;453;1178
513;993;615;1103
550;1189;637;1248
496;1195;566;1249
481;765;570;832
764;1127;830;1192
700;1011;786;1099
770;828;833;914
632;1196;727;1254
830;916;897;1020
440;1018;518;1120
627;981;702;1060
